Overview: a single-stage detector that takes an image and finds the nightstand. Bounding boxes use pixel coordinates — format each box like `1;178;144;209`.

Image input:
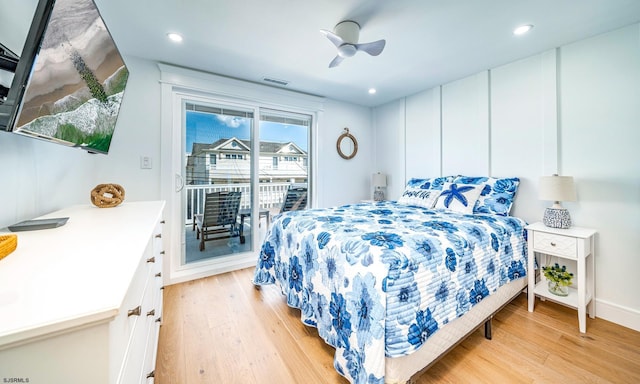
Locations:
526;222;597;333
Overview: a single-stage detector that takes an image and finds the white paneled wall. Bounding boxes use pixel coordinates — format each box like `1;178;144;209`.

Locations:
490;50;557;221
405;88;442;181
373;23;640;331
559;24;640;328
441;72;490;176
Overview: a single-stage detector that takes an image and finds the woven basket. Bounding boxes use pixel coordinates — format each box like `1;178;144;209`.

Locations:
91;183;125;208
0;234;17;261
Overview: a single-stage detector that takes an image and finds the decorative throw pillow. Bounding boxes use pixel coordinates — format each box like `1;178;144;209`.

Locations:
404;176;455;191
398;187;441;209
398;176;456;208
453;176;520;216
434;182;484;214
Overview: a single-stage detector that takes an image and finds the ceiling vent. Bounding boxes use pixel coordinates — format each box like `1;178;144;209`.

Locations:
262;77;289;86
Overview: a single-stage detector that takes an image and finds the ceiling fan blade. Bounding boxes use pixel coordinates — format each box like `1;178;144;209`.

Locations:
320;29;344;48
328;55;344;68
355;39;386;56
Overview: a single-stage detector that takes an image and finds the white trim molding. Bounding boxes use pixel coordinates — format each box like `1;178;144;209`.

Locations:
595;298;640;332
158;63;325;111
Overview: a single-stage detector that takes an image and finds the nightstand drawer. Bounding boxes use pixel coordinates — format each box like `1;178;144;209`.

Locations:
533;232;576;258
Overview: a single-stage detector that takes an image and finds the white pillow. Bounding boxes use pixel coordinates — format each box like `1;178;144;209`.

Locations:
434;182;484;214
398;187;441;209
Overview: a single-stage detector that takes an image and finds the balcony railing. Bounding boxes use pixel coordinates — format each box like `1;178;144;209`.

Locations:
185;182;296;224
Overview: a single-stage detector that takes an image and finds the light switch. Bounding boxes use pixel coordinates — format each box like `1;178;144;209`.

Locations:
141;156;152;169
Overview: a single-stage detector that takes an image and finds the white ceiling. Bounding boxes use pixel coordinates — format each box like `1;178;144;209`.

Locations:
95;1;640;107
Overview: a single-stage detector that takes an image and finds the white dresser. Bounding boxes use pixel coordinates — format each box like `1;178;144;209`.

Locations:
0;201;165;384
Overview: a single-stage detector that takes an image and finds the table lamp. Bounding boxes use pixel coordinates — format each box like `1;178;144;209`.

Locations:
372;172;387;201
539;174;577;229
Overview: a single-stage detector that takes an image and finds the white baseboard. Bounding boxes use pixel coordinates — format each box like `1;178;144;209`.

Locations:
167;252;257;286
595;298;640;332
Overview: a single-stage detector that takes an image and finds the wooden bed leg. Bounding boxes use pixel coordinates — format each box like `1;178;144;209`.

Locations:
484;317;492;340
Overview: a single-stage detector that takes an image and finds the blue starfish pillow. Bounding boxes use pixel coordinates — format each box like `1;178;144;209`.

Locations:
453;176;520;216
434;182;484;214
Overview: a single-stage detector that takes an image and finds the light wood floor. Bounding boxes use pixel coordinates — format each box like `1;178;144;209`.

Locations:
156;267;640;384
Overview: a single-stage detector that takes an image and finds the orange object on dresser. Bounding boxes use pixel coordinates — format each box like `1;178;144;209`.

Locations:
0;234;17;261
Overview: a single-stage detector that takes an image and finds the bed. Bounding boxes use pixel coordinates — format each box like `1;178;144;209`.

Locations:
252;176;527;383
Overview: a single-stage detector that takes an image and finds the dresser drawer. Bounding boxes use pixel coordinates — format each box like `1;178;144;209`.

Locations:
118;251;158;384
109;249;153;378
533;232;577;258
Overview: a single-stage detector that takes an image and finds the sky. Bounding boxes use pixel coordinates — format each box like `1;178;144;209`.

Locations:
186;111;308;154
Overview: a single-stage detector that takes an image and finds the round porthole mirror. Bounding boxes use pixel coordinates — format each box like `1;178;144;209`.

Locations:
337;128;358;160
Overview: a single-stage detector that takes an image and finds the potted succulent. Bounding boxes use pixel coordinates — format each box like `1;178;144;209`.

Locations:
542;263;573;296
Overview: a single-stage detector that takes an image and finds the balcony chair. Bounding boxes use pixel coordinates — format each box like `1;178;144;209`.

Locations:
281;185;308;213
195;191;242;251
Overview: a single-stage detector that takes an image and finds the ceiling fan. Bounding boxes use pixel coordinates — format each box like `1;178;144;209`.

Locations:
320;20;386;68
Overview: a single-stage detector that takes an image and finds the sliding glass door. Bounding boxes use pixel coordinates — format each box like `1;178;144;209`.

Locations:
181;101;311;266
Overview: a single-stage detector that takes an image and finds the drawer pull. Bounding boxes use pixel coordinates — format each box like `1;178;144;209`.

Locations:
155;272;162;277
550;242;556;246
160;220;165;224
128;306;141;317
147;370;155;379
160;251;165;255
147;309;155;317
147;257;155;263
156;317;162;323
155;233;162;238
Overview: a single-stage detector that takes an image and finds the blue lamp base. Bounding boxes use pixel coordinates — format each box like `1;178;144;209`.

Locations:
543;207;572;229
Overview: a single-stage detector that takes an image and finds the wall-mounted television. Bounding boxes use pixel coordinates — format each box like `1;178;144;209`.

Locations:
0;0;128;154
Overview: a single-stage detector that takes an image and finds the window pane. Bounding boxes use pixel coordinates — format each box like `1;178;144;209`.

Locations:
259;109;310;214
185;101;253;264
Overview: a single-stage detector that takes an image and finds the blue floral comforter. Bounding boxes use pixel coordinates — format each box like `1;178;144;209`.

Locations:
253;201;527;383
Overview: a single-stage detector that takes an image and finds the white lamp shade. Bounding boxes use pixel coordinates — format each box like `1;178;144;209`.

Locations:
372;173;387;188
539;175;577;202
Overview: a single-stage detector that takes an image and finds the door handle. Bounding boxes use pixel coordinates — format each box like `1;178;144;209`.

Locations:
175;173;184;192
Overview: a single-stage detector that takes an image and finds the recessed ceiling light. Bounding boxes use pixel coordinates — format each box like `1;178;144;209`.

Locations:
513;24;533;36
167;32;183;43
368;88;377;95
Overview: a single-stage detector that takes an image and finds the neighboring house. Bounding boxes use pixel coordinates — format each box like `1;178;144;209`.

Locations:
186;137;308;185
